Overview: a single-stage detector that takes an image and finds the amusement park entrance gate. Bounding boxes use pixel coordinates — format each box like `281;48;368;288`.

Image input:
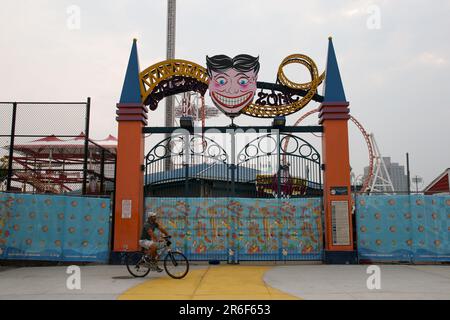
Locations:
143;126;325;261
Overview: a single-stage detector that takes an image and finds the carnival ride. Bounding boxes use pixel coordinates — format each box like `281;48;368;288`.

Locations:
4;134;117;194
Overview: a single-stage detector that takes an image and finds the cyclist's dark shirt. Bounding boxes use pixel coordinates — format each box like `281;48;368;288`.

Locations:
140;221;159;240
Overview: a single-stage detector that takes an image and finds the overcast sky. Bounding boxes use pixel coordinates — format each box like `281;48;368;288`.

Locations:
1;0;449;187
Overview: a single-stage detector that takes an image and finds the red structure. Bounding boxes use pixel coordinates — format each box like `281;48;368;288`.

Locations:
7;133;116;194
424;169;450;195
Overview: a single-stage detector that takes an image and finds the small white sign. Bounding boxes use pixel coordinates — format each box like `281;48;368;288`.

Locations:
122;200;132;219
331;200;350;245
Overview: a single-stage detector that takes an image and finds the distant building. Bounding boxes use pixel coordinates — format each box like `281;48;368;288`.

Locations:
424;168;450;195
364;157;408;192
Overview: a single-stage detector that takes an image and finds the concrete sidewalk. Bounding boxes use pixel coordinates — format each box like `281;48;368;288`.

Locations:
0;264;449;300
264;265;450;300
0;265;153;300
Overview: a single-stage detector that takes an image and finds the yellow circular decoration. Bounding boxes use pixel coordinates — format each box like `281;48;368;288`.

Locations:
242;54;325;118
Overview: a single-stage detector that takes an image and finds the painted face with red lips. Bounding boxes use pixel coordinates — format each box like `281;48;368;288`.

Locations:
206;54;260;117
209;69;257;115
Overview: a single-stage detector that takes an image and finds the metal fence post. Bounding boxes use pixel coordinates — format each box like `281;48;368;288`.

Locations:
276;129;281;198
82;97;91;195
184;132;189;196
100;149;105;193
230;129;236;197
6;102;17;191
406;152;411;195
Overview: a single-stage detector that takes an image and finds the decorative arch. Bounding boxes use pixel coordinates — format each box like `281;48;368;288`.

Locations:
139;59;209;110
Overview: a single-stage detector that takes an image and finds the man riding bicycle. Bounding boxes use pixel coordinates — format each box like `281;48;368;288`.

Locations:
139;211;170;273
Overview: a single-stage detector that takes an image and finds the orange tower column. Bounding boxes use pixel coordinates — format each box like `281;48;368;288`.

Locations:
113;39;147;252
319;38;356;263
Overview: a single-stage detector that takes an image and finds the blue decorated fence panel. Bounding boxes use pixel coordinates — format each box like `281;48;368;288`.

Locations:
0;193;111;263
356;194;450;262
145;197;323;261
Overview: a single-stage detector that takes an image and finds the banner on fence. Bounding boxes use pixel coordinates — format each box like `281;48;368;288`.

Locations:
145;197;323;261
0;193;111;262
356;194;450;262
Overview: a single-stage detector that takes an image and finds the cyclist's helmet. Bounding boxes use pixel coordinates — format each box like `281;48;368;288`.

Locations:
146;211;157;219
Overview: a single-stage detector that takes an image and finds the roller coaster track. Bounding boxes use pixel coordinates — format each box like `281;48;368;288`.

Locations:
282;108;374;193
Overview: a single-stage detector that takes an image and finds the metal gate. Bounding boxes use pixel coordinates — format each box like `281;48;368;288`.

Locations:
145;197;324;261
143;130;323;261
144;131;322;199
144;134;230;197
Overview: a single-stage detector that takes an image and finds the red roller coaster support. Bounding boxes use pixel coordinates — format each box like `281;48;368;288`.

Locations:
283;108;374;193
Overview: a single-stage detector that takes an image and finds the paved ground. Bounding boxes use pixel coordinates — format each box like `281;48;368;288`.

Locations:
0;264;449;300
0;265;155;300
119;266;297;300
264;265;450;300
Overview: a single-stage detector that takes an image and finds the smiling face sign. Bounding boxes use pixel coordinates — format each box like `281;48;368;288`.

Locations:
206;54;260;117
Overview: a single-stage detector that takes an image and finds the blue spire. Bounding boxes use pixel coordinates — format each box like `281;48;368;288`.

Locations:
323;37;347;103
119;39;142;104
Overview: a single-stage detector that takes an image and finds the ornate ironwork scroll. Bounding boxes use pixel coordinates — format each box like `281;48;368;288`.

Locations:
236;133;322;197
145;133;229;189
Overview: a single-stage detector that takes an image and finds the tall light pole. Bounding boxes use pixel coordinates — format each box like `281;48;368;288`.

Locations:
165;0;176;170
166;0;176;128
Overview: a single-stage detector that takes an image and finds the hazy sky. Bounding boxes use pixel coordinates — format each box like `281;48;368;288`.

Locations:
1;0;449;187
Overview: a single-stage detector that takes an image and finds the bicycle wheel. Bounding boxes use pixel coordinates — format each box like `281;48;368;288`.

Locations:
126;251;151;278
164;251;189;279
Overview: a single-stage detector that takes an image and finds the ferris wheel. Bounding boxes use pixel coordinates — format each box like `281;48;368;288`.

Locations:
282;107;375;194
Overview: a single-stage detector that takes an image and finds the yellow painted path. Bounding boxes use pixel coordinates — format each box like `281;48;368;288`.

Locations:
118;265;300;300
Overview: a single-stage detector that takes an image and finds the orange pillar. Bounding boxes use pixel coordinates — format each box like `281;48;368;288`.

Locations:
319;37;356;263
320;103;354;252
113;39;147;252
113;109;147;252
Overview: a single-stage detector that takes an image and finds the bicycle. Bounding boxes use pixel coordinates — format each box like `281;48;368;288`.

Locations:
125;235;189;279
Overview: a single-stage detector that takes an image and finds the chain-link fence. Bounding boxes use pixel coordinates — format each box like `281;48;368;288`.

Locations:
0;100;116;196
